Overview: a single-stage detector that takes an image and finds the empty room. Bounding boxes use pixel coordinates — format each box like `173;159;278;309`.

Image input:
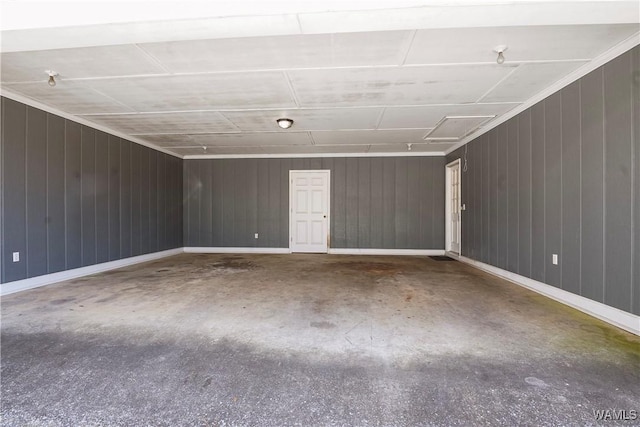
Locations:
1;1;639;425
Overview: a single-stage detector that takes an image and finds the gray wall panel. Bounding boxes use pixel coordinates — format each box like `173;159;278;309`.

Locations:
148;151;158;253
394;158;409;248
507;119;519;272
47;114;66;273
481;134;490;264
200;160;213;247
346;158;359;247
370;158;384;248
185;156;444;250
81;126;97;267
433;157;446;248
108;136;121;261
358;158;372;248
634;47;640;316
95;131;109;263
544;92;562;288
65;121;82;270
580;70;605;303
561;81;582;295
157;153;168;249
497;125;508;269
382;159;396;248
489;130;498;266
518;111;532;278
2;99;27;282
443;46;639;316
0;96;184;284
119;141;131;258
130;144;141;256
531;103;546;283
139;147;150;254
603;52;633;312
26;107;48;277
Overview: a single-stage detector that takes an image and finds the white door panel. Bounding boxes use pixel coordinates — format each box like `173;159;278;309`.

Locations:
446;160;461;254
290;170;330;253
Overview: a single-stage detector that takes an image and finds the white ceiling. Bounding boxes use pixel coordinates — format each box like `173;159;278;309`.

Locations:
1;1;638;158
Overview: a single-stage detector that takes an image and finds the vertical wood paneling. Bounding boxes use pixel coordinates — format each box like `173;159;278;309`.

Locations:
407;158;421;249
561;81;582;295
441;46;639;316
395;157;408;248
332;157;347;247
382;159;395;248
200;160;212;246
148;151;158;253
433;157;445;248
108;136;120;261
481;134;490;264
531;103;546;282
496;123;509;269
130;144;141;256
603;52;633;312
345;158;359;247
2;99;27;282
580;70;605;303
358;158;371;248
497;125;509;269
156;153;166;250
2;98;183;283
26;107;48;277
139;147;150;254
47;114;66;273
95;131;109;263
247;159;258;247
518;111;532;278
81;126;96;266
633;47;640;316
507;118;519;273
488;130;498;266
370;158;384;248
183;156;444;251
65;121;82;269
545;92;562;288
119;140;131;258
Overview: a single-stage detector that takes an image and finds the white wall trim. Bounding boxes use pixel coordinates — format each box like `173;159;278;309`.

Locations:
450;253;640;336
184;247;291;254
445;32;640;156
328;248;445;256
183;151;446;159
0;89;183;159
0;248;183;296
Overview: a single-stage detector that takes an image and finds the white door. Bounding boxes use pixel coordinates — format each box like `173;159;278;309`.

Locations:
290;170;330;253
446;160;461;254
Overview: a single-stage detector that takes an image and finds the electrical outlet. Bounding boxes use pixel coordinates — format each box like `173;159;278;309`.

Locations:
12;252;19;262
552;254;558;265
254;233;259;239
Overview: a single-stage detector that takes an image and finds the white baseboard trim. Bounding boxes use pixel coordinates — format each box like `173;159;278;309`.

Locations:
451;254;640;336
0;248;184;296
328;248;445;256
184;247;291;254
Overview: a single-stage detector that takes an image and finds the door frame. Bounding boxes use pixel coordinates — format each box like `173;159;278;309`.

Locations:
289;170;331;253
445;159;461;254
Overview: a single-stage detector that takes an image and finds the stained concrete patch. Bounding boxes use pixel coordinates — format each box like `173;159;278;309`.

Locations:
1;254;639;426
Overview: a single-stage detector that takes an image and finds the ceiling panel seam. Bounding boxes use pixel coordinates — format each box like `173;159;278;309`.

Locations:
474;65;522;103
282;71;301;108
133;44;173;74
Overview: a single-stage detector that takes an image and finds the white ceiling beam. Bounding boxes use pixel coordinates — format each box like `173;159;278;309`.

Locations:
2;1;638;52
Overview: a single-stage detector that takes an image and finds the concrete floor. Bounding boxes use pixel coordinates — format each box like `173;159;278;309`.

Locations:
1;254;639;426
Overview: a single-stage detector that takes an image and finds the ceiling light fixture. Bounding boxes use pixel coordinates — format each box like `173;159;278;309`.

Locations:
407;143;413;151
276;118;294;129
493;45;508;65
45;70;58;87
